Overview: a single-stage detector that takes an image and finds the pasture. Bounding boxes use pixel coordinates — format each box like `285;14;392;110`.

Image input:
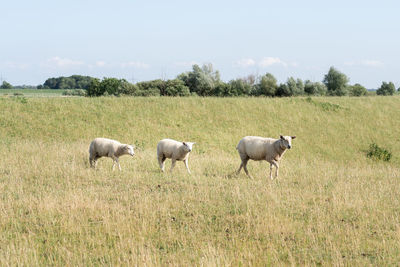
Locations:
0;89;65;97
0;96;399;265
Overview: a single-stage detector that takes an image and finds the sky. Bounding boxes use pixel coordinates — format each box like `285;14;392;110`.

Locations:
1;0;399;89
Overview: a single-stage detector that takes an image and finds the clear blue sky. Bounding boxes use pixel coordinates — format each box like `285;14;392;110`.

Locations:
1;0;399;88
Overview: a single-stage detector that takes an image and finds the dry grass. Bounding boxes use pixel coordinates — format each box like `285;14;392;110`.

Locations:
0;96;399;265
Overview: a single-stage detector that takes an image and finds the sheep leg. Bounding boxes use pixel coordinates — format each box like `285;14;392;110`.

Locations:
90;156;100;169
117;158;121;171
270;161;279;179
269;163;273;180
236;162;243;175
243;160;253;179
273;161;279;179
158;156;166;172
111;157;120;171
237;154;249;176
184;159;191;174
170;159;176;172
89;157;95;168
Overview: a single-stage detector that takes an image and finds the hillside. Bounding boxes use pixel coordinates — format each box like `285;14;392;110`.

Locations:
0;96;399;265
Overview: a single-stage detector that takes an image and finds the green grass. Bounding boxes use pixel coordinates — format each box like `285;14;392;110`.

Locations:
0;96;399;265
0;89;65;97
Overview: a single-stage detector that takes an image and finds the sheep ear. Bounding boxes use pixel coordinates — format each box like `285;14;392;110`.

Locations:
291;136;296;139
183;142;187;146
280;135;284;140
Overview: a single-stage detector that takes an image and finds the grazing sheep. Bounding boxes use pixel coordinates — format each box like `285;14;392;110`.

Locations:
89;138;135;171
236;135;296;179
157;139;195;174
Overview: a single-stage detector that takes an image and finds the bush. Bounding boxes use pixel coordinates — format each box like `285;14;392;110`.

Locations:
164;79;190;96
86;78;127;97
62;89;87;96
349;83;367;96
376;82;395;96
86;78;102;96
367;143;392;162
1;81;13;89
118;82;138;95
304;81;327;96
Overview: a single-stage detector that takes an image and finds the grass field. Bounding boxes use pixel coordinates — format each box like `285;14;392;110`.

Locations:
0;89;65;97
0;96;399;265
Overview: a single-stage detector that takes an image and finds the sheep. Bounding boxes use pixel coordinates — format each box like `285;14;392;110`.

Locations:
89;138;135;171
236;135;296;179
157;139;195;174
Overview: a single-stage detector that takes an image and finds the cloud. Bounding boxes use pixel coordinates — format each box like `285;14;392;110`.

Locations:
361;60;383;67
344;59;384;67
234;58;256;68
344;61;356;66
121;61;150;69
174;61;199;68
258;57;288;67
96;61;106;67
3;62;30;70
46;56;84;67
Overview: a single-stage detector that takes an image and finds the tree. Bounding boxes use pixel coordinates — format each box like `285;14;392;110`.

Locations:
254;73;277;96
276;77;305;97
42;75;96;89
86;78;102;96
213;82;232;97
164;79;190;96
349;83;367;96
276;83;290;97
323;67;349;96
0;81;12;89
227;79;252;96
376;82;395;96
304;80;327;95
118;81;138;95
100;78;126;96
178;64;221;96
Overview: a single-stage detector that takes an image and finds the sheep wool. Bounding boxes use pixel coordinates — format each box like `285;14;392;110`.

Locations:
89;138;135;171
236;135;296;179
157;139;195;174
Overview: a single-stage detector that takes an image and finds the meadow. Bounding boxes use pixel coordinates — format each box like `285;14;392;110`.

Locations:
0;95;399;265
0;89;65;97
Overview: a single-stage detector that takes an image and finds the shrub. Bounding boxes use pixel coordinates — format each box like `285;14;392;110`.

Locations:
304;81;327;96
376;82;395;96
86;78;102;96
305;97;341;111
118;81;138;96
62;89;87;96
367;143;392;162
349;83;367;96
1;81;13;89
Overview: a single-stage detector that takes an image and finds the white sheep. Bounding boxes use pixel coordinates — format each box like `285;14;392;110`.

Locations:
89;137;135;171
157;139;195;174
236;135;296;179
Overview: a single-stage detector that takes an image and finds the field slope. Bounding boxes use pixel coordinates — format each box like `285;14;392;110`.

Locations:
0;96;399;265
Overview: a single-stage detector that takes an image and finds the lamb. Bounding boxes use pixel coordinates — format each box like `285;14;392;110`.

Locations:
236;135;296;179
157;139;195;174
89;138;135;171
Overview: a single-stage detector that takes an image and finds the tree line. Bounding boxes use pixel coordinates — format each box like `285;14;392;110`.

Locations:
1;65;399;96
